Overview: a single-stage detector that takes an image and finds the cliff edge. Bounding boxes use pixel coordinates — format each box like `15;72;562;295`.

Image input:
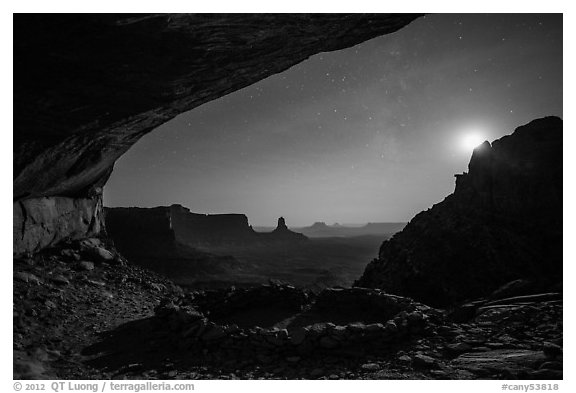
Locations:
356;117;562;306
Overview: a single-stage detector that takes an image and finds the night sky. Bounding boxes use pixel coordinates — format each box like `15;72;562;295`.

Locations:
104;14;562;227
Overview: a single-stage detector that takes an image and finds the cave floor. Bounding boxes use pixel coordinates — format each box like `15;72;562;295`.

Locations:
13;246;563;380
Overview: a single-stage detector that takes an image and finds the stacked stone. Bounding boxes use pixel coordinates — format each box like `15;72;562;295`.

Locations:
188;284;310;318
155;287;441;362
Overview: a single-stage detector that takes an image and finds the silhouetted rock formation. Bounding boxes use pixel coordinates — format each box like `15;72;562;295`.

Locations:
106;205;307;255
13;14;420;256
104;206;242;280
275;217;288;231
169;205;258;248
296;222;406;238
269;216;308;243
356;117;562;306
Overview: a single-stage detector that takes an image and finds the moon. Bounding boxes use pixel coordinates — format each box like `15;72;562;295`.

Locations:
459;132;486;152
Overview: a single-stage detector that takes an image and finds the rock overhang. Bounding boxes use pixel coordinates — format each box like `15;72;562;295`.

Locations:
13;13;422;255
14;13;422;201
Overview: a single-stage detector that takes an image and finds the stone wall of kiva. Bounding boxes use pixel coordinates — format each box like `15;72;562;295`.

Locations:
155;287;442;362
13;195;104;257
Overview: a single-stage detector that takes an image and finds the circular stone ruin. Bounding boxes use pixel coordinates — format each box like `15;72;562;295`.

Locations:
154;285;442;362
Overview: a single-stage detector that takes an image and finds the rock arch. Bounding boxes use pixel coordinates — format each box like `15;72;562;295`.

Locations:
13;14;421;255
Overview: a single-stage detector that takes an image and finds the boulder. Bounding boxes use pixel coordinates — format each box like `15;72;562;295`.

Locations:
450;349;546;378
84;246;115;263
539;361;562;371
51;275;70;286
413;354;439;369
14;272;40;285
445;342;473;355
361;363;381;371
488;279;537;300
542;342;562;359
76;261;95;271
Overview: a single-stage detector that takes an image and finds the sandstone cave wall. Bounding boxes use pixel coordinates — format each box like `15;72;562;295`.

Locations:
13;196;104;256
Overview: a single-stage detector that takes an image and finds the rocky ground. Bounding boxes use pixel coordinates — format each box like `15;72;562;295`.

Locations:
13;239;562;380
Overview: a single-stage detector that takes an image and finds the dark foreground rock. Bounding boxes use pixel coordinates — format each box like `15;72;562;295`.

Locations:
13;240;182;379
357;117;562;306
14;241;562;380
